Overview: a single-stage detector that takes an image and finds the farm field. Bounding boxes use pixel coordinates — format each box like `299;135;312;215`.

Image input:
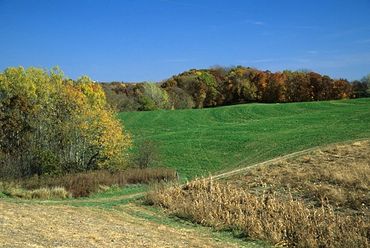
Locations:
119;98;370;179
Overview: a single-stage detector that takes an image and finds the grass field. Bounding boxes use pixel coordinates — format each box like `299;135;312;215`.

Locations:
119;98;370;179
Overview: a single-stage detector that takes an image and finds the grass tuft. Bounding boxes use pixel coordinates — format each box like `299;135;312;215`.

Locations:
0;182;70;199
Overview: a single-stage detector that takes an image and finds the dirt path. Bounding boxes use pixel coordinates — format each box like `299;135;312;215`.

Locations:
0;201;243;248
39;191;145;205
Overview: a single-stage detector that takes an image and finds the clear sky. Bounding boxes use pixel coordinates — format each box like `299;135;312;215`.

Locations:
1;0;369;82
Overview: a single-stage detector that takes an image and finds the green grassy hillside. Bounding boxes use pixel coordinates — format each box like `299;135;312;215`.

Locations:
119;98;370;179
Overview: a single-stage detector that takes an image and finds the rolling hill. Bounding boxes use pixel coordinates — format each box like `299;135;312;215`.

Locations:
119;98;370;179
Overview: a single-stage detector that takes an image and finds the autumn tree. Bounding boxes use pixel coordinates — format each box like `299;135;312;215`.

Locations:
162;70;222;108
223;67;257;104
177;72;207;108
331;79;352;99
319;76;335;100
285;71;313;102
0;67;131;179
254;71;270;102
264;72;287;102
101;83;141;112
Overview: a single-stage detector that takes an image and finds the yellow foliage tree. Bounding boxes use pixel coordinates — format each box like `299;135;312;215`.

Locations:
0;67;131;178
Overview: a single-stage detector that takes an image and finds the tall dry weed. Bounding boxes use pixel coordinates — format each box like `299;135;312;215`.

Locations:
147;179;369;248
17;167;177;197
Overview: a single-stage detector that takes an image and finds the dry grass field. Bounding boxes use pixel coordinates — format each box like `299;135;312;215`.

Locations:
229;140;370;215
148;140;370;247
0;201;248;248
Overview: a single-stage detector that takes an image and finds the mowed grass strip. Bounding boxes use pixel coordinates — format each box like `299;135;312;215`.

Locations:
119;98;370;179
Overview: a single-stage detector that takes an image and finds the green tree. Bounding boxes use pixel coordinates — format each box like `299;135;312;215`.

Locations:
141;83;170;110
361;74;370;94
352;80;369;98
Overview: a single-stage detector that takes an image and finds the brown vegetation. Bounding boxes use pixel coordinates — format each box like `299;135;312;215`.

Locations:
3;168;177;198
147;179;368;247
146;140;370;247
230;140;370;214
123;168;178;184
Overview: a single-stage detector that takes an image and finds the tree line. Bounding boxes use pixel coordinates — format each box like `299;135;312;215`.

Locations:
0;67;131;179
1;66;368;179
102;66;370;111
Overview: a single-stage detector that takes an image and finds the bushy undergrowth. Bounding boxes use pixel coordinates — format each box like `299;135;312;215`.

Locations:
123;168;178;184
146;179;369;248
2;168;177;198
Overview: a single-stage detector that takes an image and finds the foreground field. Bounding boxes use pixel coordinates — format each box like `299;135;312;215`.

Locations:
0;184;263;247
119;98;370;179
0;201;250;248
1;140;368;247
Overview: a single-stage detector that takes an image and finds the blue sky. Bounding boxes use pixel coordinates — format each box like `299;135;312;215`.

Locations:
1;0;369;82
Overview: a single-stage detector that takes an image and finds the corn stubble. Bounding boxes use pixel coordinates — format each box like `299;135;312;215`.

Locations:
147;179;369;248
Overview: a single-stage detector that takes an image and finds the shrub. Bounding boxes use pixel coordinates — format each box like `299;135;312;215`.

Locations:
18;168;178;197
124;168;178;184
134;140;161;169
